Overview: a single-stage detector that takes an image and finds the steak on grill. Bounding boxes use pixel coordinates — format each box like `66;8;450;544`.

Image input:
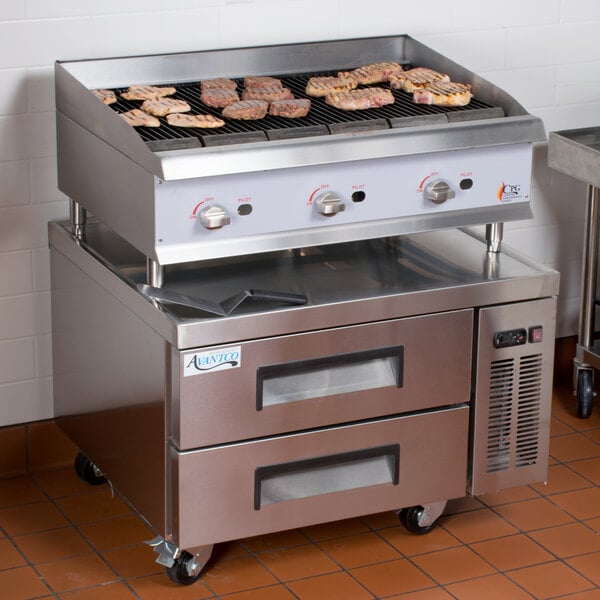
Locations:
140;98;191;116
201;88;240;108
389;68;450;93
268;98;311;118
242;86;294;102
244;76;283;89
325;87;394;110
166;113;225;128
338;61;404;85
413;82;473;106
305;76;358;97
222;100;269;120
201;78;237;91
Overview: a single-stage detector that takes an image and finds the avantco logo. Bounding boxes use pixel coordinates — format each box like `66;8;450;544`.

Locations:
497;182;522;202
183;345;241;376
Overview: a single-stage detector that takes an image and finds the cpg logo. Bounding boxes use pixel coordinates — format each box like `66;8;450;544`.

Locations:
497;182;522;202
183;346;241;376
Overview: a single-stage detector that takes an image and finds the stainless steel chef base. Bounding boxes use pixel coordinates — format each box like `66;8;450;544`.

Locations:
50;221;558;561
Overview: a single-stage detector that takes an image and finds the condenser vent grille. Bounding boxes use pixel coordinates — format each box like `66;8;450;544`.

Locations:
487;358;515;473
486;354;543;474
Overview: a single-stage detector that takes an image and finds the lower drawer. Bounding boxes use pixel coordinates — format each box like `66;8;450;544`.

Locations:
168;405;469;548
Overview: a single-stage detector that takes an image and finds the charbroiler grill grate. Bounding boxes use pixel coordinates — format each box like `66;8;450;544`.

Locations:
108;69;504;151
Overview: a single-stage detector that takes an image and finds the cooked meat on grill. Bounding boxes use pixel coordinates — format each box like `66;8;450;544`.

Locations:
305;76;358;97
243;76;283;89
338;61;404;85
141;98;191;116
242;86;294;102
325;87;395;110
120;84;177;101
166;113;225;128
201;87;240;108
413;82;473;106
268;98;311;118
91;88;117;105
389;68;451;93
119;109;161;127
200;78;237;91
221;100;269;120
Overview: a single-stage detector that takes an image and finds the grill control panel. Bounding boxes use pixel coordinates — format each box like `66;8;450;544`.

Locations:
154;143;533;262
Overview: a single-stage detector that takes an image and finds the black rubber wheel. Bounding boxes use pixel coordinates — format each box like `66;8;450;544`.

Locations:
165;551;202;585
576;369;595;419
74;452;107;486
399;506;440;535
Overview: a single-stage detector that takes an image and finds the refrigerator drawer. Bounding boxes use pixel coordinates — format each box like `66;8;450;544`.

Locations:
169;405;469;548
171;309;473;449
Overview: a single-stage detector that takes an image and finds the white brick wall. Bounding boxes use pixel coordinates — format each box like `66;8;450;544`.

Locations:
1;0;599;424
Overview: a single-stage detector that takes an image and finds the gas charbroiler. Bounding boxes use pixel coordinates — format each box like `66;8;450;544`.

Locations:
51;35;558;584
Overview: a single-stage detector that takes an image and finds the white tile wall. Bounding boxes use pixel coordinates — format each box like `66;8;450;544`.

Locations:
0;0;599;424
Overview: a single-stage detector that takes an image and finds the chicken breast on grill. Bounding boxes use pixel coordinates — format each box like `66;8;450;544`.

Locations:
119;109;160;127
91;89;117;105
141;98;191;117
120;84;176;101
166;113;225;128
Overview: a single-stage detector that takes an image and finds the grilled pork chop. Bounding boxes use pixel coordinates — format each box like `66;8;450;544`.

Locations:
140;98;191;116
325;87;394;110
119;109;160;127
413;82;473;106
338;61;404;85
268;98;311;118
120;84;176;101
222;100;268;120
305;76;358;97
389;68;450;93
201;88;240;108
166;113;225;128
91;89;117;105
242;86;294;102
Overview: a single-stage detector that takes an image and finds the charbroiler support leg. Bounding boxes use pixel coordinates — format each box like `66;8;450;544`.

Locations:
485;222;504;253
146;258;164;288
146;536;213;585
70;199;87;241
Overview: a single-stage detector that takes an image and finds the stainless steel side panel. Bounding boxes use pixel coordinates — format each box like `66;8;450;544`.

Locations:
470;297;557;494
170;407;469;548
51;248;166;532
172;310;472;449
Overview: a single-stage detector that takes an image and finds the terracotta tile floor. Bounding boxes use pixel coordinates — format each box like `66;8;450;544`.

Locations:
0;384;599;600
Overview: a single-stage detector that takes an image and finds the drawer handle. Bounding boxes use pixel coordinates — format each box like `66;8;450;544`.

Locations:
254;444;400;510
256;345;403;410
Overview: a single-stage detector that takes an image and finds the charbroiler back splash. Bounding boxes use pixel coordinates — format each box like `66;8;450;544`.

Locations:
51;34;558;584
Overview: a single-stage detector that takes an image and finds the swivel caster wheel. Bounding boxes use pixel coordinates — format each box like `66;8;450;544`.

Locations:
165;551;203;585
576;369;595;419
399;503;444;535
74;451;106;486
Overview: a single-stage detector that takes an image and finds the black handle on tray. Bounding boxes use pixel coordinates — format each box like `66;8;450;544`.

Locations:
249;289;307;305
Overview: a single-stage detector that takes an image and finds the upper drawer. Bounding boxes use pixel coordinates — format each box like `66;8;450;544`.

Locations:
171;309;472;449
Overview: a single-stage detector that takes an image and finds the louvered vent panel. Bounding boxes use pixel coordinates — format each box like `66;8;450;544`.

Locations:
486;358;515;473
485;354;543;474
516;354;542;467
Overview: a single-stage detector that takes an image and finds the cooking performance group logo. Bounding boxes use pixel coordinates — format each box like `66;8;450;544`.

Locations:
183;346;241;376
497;182;522;202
